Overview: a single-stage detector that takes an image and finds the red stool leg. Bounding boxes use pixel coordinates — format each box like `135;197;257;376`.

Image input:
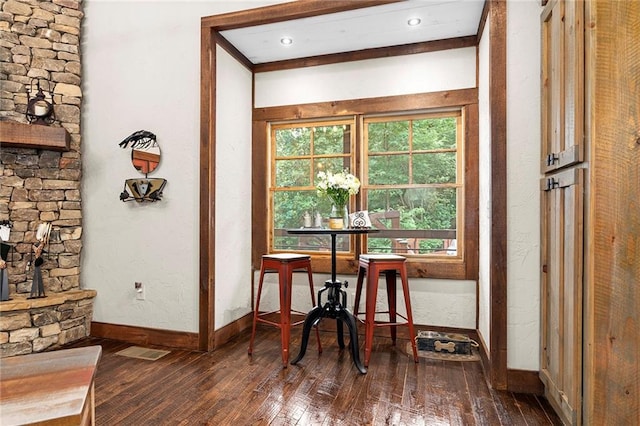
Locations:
248;263;266;355
364;262;379;368
385;269;397;345
279;262;293;367
400;264;418;363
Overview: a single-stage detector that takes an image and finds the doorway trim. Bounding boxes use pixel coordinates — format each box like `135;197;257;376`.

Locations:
199;2;508;391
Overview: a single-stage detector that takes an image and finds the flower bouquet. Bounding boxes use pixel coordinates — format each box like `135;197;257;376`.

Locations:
316;170;360;228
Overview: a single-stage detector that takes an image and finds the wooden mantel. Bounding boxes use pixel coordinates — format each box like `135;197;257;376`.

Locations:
0;120;70;151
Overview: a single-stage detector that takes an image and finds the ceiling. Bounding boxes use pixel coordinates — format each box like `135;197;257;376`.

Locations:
220;0;486;65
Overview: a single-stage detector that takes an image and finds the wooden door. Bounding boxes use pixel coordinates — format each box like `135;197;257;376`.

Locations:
540;168;584;425
541;0;584;174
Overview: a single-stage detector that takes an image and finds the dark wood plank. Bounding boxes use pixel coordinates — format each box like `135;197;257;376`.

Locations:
64;329;560;425
463;360;503;425
253;36;477;73
199;26;216;352
253;89;478;122
513;393;562;426
488;0;509;391
490;388;525;426
90;321;199;350
201;1;401;30
1;120;70;151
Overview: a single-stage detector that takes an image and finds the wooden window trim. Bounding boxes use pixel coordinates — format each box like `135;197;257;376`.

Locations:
361;112;464;261
253;89;478;280
268;119;357;255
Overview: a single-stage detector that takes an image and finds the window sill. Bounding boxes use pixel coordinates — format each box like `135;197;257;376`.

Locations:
304;254;475;281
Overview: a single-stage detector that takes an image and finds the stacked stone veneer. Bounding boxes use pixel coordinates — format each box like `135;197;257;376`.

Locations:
0;289;95;357
0;0;93;357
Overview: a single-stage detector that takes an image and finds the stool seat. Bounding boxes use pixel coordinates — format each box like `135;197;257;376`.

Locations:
263;253;311;260
248;253;321;367
359;254;407;261
354;254;419;367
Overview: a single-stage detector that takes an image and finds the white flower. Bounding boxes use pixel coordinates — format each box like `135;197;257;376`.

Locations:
316;170;360;207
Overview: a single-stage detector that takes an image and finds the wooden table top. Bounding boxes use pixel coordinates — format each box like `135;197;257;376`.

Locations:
0;345;102;426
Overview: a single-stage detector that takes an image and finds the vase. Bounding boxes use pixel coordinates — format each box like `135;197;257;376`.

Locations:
342;205;349;229
328;204;349;229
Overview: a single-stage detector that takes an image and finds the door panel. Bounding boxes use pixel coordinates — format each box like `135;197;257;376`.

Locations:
541;0;584;173
540;168;584;425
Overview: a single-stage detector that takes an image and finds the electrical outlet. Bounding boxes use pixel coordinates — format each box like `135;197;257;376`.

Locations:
135;282;145;300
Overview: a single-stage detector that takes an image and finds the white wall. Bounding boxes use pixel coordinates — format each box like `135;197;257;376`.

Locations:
477;14;491;353
214;48;253;329
256;47;476;107
82;2;544;366
257;272;477;329
82;1;284;333
255;48;478;330
506;0;543;371
476;1;543;370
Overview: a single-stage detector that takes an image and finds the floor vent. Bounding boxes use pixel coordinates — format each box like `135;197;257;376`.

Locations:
115;346;170;361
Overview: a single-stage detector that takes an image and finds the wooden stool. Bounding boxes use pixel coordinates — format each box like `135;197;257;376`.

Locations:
353;254;419;367
248;253;321;367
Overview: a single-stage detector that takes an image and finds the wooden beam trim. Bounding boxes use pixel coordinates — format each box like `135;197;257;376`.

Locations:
251;119;269;270
507;369;545;395
91;322;199;351
213;312;254;349
1;121;70;151
253;88;478;121
254;36;478;73
201;0;401;30
214;32;254;72
488;0;508;390
464;103;480;281
199;27;216;352
477;0;491;45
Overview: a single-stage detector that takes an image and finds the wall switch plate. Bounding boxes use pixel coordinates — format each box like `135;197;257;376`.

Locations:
135;282;144;300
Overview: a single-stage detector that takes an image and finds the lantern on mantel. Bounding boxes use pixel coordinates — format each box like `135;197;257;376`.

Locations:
25;78;55;125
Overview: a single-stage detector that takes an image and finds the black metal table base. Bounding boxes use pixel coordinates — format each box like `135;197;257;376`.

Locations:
290;280;367;374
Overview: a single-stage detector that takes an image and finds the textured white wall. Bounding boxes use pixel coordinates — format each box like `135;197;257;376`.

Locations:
476;1;543;370
214;48;253;329
255;47;477;107
255;49;478;329
506;0;542;371
82;1;283;333
256;272;477;329
478;14;492;352
82;2;543;356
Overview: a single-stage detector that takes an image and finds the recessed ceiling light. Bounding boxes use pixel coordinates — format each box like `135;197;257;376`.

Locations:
407;18;422;27
280;37;293;46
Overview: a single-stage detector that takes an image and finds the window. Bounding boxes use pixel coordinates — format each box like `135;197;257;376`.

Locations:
363;112;462;259
270;119;356;255
256;91;478;280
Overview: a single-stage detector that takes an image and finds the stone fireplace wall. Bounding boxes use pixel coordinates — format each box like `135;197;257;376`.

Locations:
0;0;92;356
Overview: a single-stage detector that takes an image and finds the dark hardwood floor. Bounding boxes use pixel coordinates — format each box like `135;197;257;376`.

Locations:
68;328;561;425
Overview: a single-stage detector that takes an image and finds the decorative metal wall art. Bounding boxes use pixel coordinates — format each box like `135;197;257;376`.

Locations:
118;130;167;202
